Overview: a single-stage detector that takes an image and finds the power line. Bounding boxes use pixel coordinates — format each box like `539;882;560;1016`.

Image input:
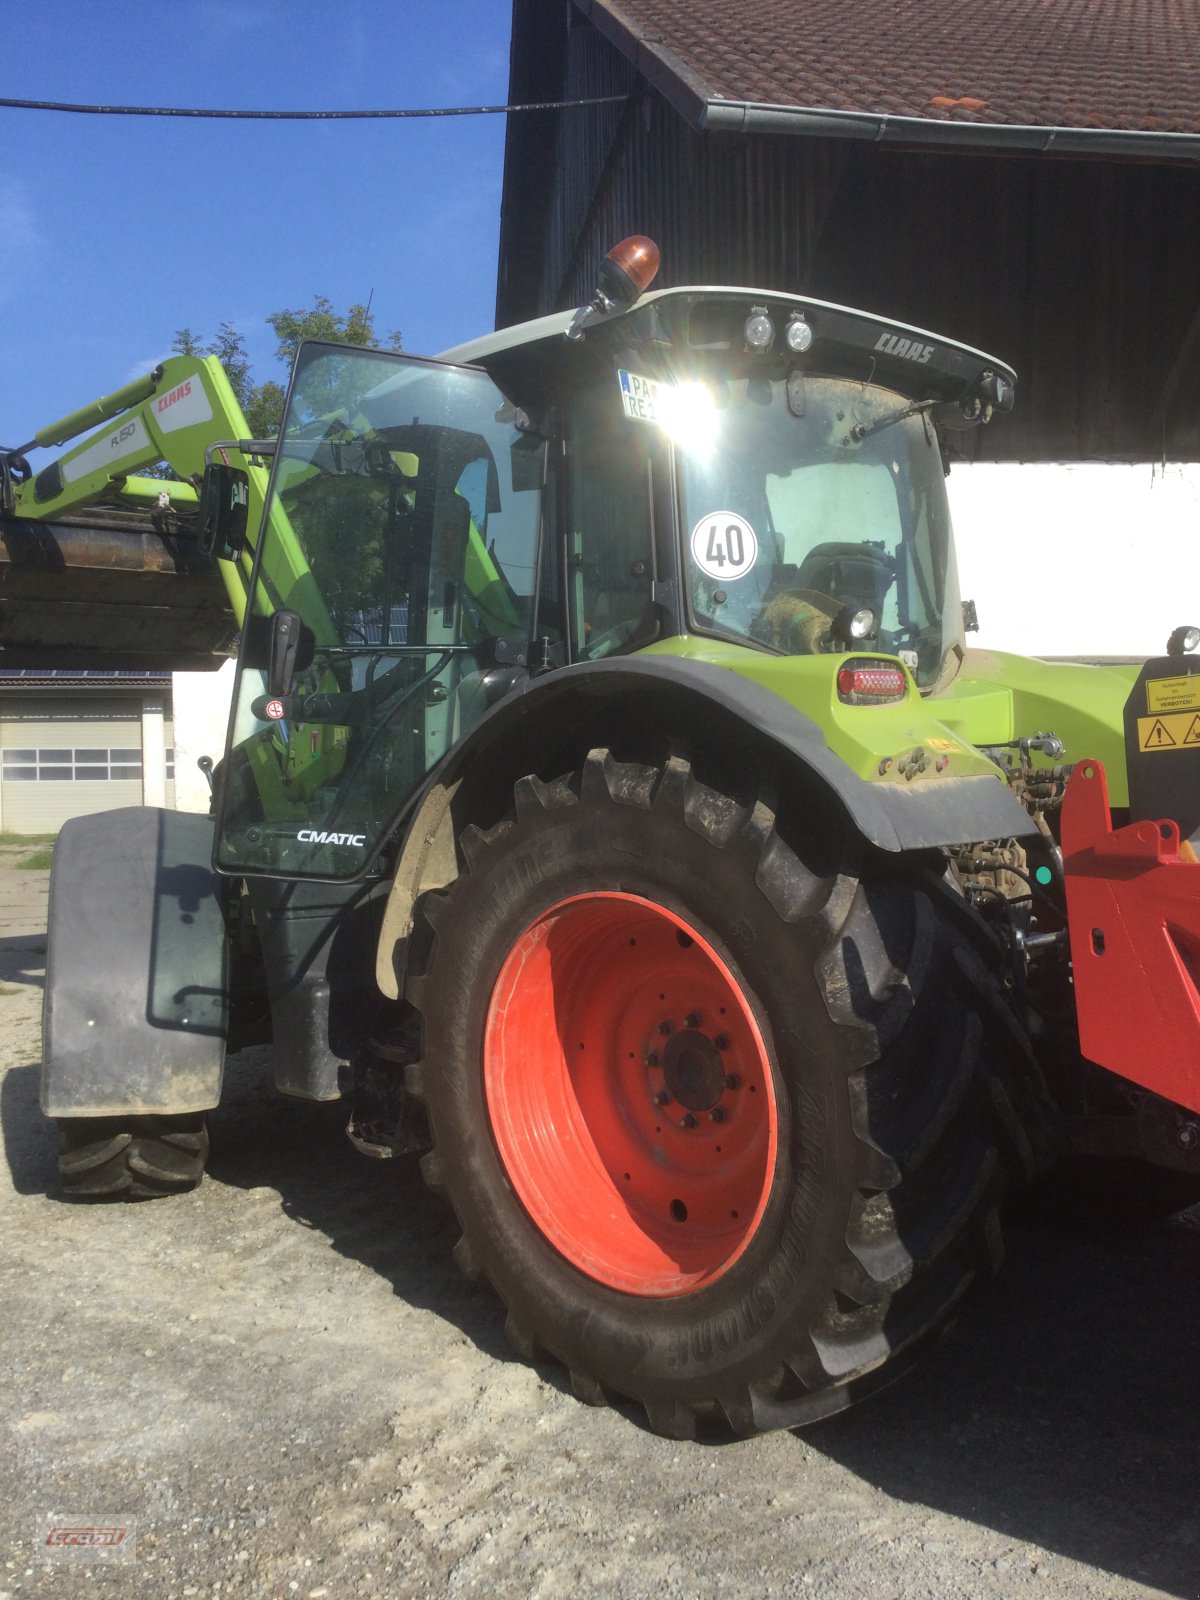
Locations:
0;94;625;121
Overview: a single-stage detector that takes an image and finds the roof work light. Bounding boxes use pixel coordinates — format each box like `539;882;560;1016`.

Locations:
743;307;775;352
785;313;813;353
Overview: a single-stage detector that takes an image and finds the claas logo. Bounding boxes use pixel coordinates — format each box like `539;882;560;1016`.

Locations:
156;380;193;413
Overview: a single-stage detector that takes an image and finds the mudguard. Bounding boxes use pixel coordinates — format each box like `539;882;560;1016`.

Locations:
503;658;1037;849
376;656;1037;998
41;807;229;1117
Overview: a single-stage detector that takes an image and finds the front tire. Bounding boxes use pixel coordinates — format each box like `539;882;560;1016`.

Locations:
56;1113;209;1198
406;749;1039;1436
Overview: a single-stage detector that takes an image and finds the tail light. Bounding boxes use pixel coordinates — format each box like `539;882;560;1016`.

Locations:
836;658;908;705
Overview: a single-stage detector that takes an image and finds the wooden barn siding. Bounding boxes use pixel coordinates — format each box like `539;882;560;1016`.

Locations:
500;11;1200;463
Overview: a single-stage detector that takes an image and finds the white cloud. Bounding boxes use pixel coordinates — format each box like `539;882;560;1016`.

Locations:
122;350;176;383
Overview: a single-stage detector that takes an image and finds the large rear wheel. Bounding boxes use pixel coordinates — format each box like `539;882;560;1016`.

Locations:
406;749;1041;1436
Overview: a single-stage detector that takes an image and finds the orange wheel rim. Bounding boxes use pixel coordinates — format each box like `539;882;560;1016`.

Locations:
484;892;779;1297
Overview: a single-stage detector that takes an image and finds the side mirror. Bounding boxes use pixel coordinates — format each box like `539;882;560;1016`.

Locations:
977;370;1015;414
934;371;1016;433
199;463;249;561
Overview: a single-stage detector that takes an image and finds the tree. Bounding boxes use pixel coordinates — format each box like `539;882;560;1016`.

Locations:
170;298;403;439
206;321;252;411
244;381;286;441
267;296;403;367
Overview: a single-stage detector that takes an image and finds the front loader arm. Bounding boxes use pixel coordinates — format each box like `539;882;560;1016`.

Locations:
7;354;334;640
10;355;268;625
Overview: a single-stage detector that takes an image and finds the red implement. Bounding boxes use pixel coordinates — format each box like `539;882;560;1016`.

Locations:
1061;760;1200;1115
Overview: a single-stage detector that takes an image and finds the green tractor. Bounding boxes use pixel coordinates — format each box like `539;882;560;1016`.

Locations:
30;240;1200;1436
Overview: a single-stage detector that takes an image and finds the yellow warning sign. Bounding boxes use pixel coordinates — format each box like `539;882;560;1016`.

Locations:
1137;711;1200;751
1146;675;1200;714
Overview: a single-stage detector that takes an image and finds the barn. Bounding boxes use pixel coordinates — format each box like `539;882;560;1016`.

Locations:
497;0;1200;656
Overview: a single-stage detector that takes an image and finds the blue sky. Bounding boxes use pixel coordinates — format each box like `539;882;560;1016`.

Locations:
1;0;513;454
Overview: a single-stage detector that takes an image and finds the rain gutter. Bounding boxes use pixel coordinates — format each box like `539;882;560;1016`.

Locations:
700;99;1200;161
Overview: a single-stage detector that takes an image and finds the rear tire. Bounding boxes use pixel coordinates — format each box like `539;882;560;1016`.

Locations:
56;1113;209;1198
406;749;1042;1436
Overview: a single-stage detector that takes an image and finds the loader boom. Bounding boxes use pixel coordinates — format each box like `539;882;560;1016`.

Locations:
1;355;338;665
8;354;261;621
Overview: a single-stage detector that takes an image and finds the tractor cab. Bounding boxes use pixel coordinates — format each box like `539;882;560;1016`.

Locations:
214;248;1015;884
450;275;1015;691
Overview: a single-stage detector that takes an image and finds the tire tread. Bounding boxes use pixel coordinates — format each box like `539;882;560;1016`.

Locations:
56;1114;208;1199
406;747;1043;1436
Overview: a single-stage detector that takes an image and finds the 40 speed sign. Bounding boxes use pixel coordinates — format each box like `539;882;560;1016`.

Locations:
690;512;758;582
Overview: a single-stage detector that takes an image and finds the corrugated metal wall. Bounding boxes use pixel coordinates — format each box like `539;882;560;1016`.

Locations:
499;6;1200;464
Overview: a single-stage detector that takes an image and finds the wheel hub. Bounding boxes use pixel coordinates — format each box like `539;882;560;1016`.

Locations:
483;891;779;1297
661;1028;726;1113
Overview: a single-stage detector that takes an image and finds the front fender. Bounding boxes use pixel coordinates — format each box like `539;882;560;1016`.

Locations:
42;808;229;1117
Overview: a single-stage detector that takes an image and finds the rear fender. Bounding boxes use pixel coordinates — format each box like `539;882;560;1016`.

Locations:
376;656;1036;997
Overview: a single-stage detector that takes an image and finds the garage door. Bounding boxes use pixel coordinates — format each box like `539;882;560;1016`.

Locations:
0;699;155;833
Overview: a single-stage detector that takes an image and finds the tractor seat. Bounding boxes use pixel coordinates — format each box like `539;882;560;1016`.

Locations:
793;541;895;605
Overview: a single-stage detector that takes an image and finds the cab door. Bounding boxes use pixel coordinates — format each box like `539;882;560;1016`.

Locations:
214;342;546;882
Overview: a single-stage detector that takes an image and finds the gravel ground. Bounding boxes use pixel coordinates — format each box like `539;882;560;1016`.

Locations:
2;843;1199;1600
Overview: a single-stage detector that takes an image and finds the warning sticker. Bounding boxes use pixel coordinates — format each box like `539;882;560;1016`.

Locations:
690;512;759;581
1136;711;1200;752
1146;675;1200;714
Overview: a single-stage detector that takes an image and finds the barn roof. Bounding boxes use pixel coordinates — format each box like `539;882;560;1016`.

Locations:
577;0;1200;157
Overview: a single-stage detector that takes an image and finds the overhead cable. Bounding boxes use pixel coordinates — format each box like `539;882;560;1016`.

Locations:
0;94;625;121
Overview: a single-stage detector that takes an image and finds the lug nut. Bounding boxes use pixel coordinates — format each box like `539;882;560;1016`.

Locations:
724;1073;740;1090
715;1035;730;1051
646;1052;660;1068
1177;1122;1200;1151
680;1112;697;1129
658;1020;673;1036
685;1012;701;1028
654;1091;671;1106
710;1107;727;1124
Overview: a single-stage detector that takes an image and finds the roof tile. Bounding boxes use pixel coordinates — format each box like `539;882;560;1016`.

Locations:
591;0;1200;131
